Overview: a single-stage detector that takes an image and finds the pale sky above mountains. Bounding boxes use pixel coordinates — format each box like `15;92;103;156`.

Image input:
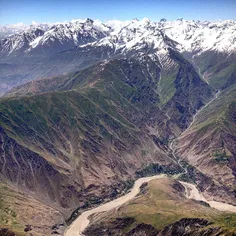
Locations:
0;0;235;25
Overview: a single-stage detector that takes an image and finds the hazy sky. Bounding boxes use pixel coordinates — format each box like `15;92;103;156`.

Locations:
0;0;235;25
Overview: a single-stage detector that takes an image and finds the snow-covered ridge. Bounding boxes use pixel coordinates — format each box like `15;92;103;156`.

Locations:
1;18;236;56
0;22;53;39
160;18;236;53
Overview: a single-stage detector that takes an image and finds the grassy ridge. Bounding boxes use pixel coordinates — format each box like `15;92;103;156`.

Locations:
0;56;218;234
87;178;236;234
176;84;236;199
193;51;236;90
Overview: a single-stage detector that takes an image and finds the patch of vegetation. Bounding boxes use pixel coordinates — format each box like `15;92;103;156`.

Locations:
96;178;236;234
212;149;230;163
113;179;212;230
213;214;236;233
159;71;177;106
193;51;236;90
135;163;182;178
208;62;236;90
0;184;26;236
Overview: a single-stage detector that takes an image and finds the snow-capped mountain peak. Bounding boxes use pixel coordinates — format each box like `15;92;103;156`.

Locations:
0;18;236;57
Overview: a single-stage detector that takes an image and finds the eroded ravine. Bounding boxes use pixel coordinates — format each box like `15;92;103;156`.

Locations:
64;91;228;236
169;90;220;175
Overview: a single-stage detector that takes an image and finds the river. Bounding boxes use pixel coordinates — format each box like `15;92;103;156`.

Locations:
64;69;233;236
180;181;236;213
64;175;236;236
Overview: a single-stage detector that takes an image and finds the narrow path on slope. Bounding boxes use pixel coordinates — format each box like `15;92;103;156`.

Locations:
184;90;220;134
169;90;220;175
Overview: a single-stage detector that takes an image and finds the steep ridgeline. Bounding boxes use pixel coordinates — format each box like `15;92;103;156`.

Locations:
0;18;235;95
176;84;236;204
162;49;214;130
0;18;108;57
0;22;52;39
0;53;214;235
1;18;235;57
191;51;236;90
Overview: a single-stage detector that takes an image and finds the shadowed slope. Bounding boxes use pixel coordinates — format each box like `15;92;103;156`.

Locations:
0;55;214;234
177;84;236;202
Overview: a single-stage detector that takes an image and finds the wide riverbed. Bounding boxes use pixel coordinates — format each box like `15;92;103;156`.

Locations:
65;175;236;236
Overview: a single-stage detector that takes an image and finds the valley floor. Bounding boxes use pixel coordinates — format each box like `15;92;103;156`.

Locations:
65;175;236;236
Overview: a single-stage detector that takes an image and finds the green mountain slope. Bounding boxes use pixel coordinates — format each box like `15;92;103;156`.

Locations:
192;51;236;90
177;84;236;202
0;54;216;234
84;178;236;236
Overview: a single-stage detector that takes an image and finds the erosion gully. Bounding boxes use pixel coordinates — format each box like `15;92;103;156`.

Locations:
65;90;235;236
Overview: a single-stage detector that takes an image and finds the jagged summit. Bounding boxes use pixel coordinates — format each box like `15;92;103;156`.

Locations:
1;18;235;57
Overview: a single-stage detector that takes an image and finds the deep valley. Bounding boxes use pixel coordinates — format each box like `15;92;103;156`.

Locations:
0;18;235;236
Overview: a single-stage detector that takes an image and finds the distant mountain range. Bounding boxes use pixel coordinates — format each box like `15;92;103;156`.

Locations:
1;18;236;55
0;18;235;95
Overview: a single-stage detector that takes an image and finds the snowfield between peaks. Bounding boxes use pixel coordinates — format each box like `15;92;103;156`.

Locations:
1;18;236;56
